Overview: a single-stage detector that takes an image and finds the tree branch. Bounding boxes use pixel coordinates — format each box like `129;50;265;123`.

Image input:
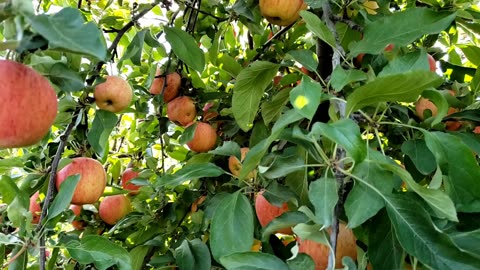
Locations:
252;23;295;61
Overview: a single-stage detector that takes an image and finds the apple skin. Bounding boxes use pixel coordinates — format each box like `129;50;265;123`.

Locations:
255;191;292;234
69;204;86;230
29;191;42;224
121;168;141;194
298;223;357;270
186;122;217;153
415;90;460;130
0;60;58;149
427;54;436;72
167;96;197;126
56;157;107;205
94;75;133;113
228;147;256;179
259;0;307;26
99;195;132;225
149;71;181;103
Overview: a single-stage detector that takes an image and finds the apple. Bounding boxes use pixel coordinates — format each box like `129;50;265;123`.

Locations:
473;126;480;134
149;70;181;103
69;204;86;230
0;60;58;148
94;75;133;113
29;191;42;224
384;43;394;52
259;0;307;26
298;223;357;270
228;147;256;179
186;122;217;153
167;96;197;126
56;157;107;205
415;90;460;130
121;168;141;194
99;195;132;225
427;54;436;72
255;191;292;234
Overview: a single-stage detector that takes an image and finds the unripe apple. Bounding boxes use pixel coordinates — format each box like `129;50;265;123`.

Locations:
186;122;217;153
259;0;307;26
298;223;357;270
121;168;140;194
0;60;58;148
94;75;133;113
228;147;256;179
99;195;132;225
29;191;42;224
69;204;86;230
149;70;181;103
56;157;106;205
255;191;292;234
167;96;197;126
427;54;436;72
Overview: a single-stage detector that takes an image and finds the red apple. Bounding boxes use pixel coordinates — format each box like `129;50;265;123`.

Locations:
0;60;58;148
149;71;181;103
167;96;197;126
56;157;106;205
186;122;217;153
255;191;292;234
29;191;42;224
427;54;436;72
259;0;307;26
121;168;141;194
99;195;132;225
69;204;86;230
94;75;133;113
228;147;256;179
384;43;394;52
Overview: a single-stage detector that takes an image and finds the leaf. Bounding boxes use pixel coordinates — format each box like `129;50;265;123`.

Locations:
401;139;436;175
28;7;107;60
210;191;254;261
459;45;480;66
48;63;85;92
418;89;449;126
261;211;309;242
47;174;80;221
119;29;146;66
175;239;211;270
261;153;305;179
261;87;291;125
385;195;480;270
220;252;290;270
209;141;241;157
346;71;443;114
378;50;431;77
287;49;318;71
349;8;456;56
299;10;336;49
329;66;368;92
87;110;118;161
290;76;322;120
310;119;367;163
157;163;225;188
232;61;279;131
309;177;338;227
218;53;243;78
130;246;150;270
66;235;131;270
448;228;480;257
0;157;23;168
287;253;316;270
164;27;205;72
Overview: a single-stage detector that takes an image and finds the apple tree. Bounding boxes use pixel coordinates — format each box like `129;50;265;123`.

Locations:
1;0;480;269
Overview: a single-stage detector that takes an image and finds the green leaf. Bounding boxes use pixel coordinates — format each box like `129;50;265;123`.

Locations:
87;110;118;161
220;252;290;270
261;87;291;126
350;8;456;56
329;66;368;92
287;49;318;71
47;174;80;221
164;27;205;72
310;119;367;163
209;141;241;157
130;246;150;270
378;50;431;77
459;45;480;66
218;53;243;78
309;177;338;227
210;191;254;261
299;10;336;49
9;244;28;270
262;153;305;179
385;195;480;270
346;71;443;114
261;211;309;242
157;163;225;188
28;7;107;60
119;29;146;66
401;139;436;175
290;76;322;120
175;239;211;270
449;228;480;257
0;157;23;168
48;63;85;92
292;223;330;246
287;253;316;270
0;176;29;228
66;235;131;270
232;61;279;131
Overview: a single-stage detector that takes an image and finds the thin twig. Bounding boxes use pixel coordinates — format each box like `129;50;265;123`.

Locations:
1;242;28;269
252;24;295;61
333;15;363;32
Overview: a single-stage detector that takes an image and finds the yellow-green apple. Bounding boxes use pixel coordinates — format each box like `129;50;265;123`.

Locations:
69;204;86;230
29;191;42;224
94;75;133;113
0;60;58;148
121;168;141;194
99;195;132;225
427;54;436;72
186;122;217;152
255;191;292;234
167;96;197;126
298;223;357;270
229;147;256;179
149;70;181;103
56;157;106;205
259;0;307;26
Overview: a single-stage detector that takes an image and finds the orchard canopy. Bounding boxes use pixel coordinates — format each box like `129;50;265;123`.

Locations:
2;0;480;269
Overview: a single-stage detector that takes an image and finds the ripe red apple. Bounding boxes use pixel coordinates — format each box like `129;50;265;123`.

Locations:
99;195;132;225
167;96;197;126
186;122;217;153
259;0;307;26
94;75;133;113
298;223;357;270
229;147;256;179
29;191;42;224
121;168;141;194
384;43;394;52
56;157;107;205
255;191;292;234
149;70;181;103
69;204;86;230
427;54;436;72
0;60;58;148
